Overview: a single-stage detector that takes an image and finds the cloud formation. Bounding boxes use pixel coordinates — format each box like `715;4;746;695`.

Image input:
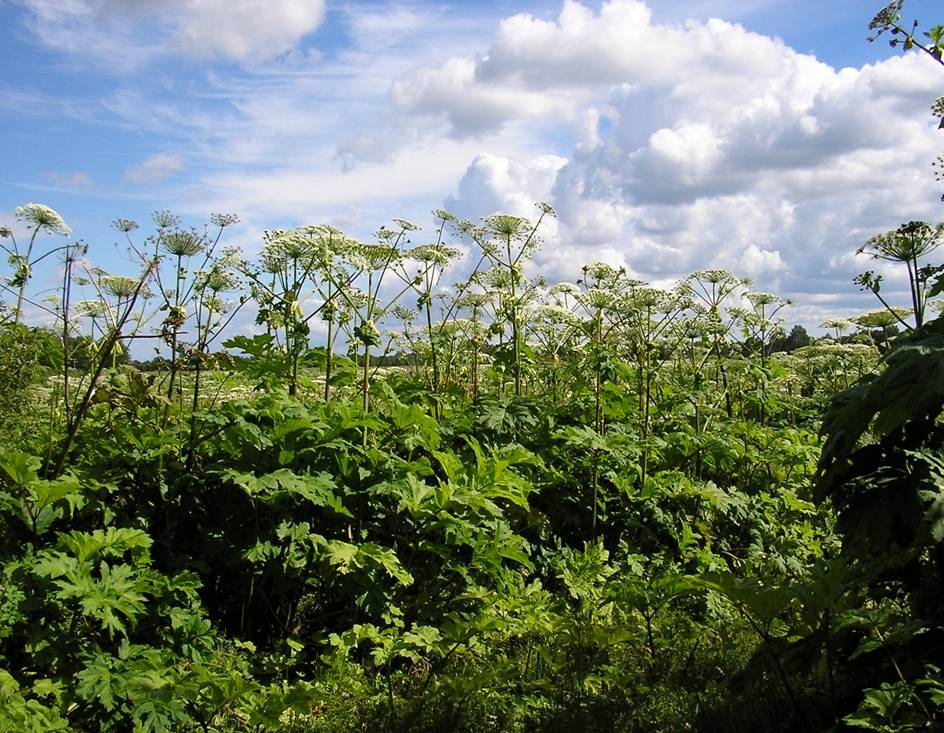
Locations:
393;0;942;310
47;172;96;190
4;0;943;331
17;0;326;65
125;153;185;184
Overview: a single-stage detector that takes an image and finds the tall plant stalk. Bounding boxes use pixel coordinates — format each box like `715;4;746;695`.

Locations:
50;260;157;477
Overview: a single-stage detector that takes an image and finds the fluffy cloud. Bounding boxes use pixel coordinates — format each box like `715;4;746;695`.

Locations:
391;57;577;138
18;0;326;65
171;0;325;60
8;0;943;332
445;153;568;220
125;153;185;184
394;0;943;323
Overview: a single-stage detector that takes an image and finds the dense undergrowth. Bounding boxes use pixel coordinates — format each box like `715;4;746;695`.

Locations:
5;2;944;727
2;195;944;732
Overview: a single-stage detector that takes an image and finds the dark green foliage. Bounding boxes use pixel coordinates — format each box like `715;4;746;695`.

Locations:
770;324;814;353
817;320;944;561
0;325;57;451
3;190;940;731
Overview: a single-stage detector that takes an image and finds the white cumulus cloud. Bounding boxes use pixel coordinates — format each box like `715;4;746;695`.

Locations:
393;0;943;325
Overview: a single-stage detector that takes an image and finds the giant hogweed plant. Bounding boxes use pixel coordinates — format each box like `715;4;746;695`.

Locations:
389;210;463;406
547;262;637;534
0;203;73;327
113;211;242;417
854;221;944;332
675;269;751;432
0;196;899;731
0;206;249;477
237;224;358;398
458;204;555;398
338;222;423;416
616;282;691;485
51;262;158;478
729;291;792;425
109;212;246;471
447;288;493;401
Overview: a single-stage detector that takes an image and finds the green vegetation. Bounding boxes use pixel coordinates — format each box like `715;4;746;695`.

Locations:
0;4;942;730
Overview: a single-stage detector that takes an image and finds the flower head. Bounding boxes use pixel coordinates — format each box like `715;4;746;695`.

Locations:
581;262;621;284
112;218;139;233
73;299;111;319
485;214;529;240
15;203;71;236
100;274;150;299
161;229;204;257
393;218;420;232
857;221;944;263
152;210;180;230
406;244;461;266
210;213;240;228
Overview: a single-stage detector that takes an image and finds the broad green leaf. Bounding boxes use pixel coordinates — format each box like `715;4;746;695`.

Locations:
0;451;41;486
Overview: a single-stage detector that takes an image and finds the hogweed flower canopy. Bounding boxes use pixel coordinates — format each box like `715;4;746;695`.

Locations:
744;291;781;307
200;264;240;295
161;229;205;258
405;244;461;267
112;218;139;234
14;203;71;237
100;274;150;300
485;214;529;241
626;286;674;312
857;221;944;264
584;287;615;311
210;212;240;229
549;282;580;298
392;218;421;232
743;290;791;322
73;299;111;320
581;261;626;287
262;229;316;268
856;221;944;329
152;210;181;231
853;307;911;329
820;317;855;340
7;203;71;324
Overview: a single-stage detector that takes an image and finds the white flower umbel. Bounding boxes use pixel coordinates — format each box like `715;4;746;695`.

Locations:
14;203;71;236
7;203;72;325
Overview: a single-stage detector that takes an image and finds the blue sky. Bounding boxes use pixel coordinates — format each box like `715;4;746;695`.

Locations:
1;0;942;344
